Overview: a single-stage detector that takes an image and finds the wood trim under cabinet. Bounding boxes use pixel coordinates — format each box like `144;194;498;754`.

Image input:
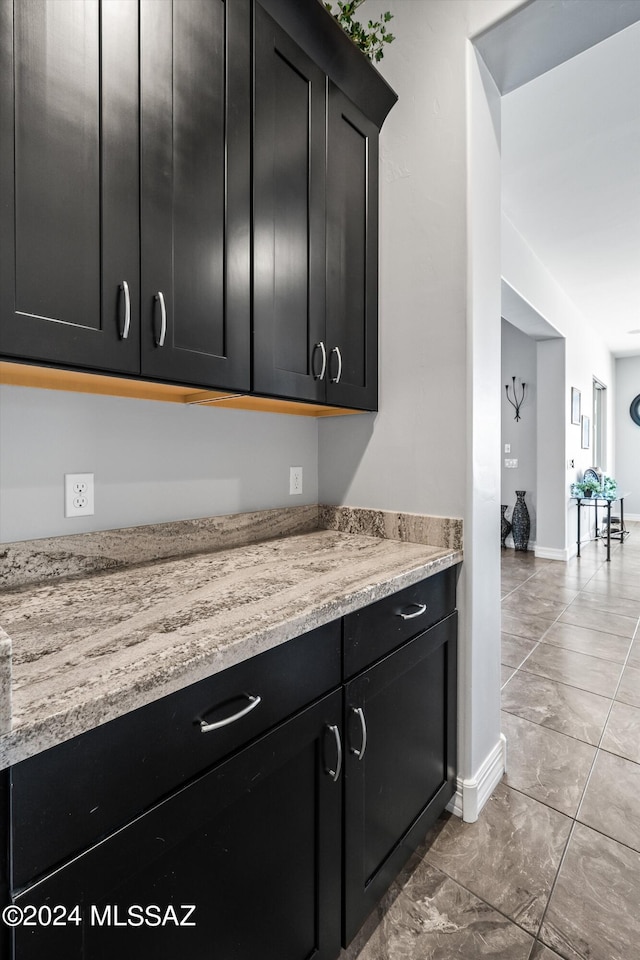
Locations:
0;362;364;418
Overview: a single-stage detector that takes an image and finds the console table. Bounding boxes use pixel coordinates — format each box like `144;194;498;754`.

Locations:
574;493;630;561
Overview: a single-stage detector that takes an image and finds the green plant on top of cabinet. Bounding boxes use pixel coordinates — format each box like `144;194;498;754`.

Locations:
0;0;251;392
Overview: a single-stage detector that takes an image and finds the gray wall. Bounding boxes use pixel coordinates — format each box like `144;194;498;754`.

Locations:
536;338;567;552
501;319;537;541
615;356;640;518
0;386;318;542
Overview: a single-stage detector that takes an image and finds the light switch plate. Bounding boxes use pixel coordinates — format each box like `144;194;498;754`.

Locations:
504;443;511;453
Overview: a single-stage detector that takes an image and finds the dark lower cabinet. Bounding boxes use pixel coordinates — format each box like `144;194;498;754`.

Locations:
0;0;140;373
0;770;9;960
4;571;457;960
343;613;458;945
12;690;343;960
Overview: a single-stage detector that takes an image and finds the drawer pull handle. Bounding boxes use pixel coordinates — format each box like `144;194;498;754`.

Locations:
330;346;342;383
350;707;367;761
155;291;167;347
325;724;342;782
199;694;261;733
313;341;327;380
398;603;427;620
119;281;131;340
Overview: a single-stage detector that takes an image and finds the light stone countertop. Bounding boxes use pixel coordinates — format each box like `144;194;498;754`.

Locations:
0;508;462;770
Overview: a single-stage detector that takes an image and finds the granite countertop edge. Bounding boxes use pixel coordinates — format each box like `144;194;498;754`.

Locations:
0;509;463;770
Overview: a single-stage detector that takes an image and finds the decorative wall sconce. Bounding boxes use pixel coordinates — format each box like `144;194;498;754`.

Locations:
505;376;526;421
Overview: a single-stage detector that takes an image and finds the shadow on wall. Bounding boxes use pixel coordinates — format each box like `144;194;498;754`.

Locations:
318;414;375;504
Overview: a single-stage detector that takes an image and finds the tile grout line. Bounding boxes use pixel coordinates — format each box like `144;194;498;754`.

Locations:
418;850;543;946
518;551;608;945
501;541;640;948
572;611;640;823
501;545;640;721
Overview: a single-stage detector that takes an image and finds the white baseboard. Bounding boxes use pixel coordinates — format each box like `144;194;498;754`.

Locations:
625;513;640;522
446;734;507;823
534;545;572;561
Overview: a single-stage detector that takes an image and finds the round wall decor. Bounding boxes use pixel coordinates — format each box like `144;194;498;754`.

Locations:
631;394;640;426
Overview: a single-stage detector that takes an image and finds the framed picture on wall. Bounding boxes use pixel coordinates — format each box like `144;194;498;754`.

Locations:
571;387;581;425
581;414;590;449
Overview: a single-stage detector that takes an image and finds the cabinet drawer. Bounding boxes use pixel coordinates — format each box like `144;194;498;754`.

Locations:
11;620;340;892
343;566;457;678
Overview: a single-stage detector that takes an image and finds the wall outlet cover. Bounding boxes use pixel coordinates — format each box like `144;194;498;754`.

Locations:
65;473;95;517
289;466;303;496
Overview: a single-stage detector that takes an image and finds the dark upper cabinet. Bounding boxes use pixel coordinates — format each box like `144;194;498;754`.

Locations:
0;0;395;409
0;0;140;373
139;0;251;390
326;85;379;411
253;3;326;403
0;0;250;390
253;5;381;411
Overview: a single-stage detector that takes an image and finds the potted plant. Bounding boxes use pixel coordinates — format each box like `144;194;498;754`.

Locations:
324;1;395;62
571;477;602;498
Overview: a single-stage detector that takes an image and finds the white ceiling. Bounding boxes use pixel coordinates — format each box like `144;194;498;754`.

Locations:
501;18;640;357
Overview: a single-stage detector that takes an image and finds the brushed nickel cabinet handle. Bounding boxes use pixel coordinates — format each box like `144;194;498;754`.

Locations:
398;603;427;621
120;281;131;340
350;707;367;761
325;724;342;782
314;341;327;380
155;291;167;347
330;346;342;383
199;694;261;733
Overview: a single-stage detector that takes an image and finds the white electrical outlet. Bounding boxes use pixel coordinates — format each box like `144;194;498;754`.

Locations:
289;466;303;496
65;473;95;517
504;459;518;469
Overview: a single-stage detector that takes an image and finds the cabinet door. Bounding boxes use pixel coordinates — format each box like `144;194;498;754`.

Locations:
253;3;326;402
140;0;250;390
0;0;140;373
0;770;9;960
343;614;457;945
12;690;343;960
326;85;379;411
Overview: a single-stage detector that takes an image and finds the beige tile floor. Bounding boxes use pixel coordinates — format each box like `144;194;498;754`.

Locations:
343;521;640;960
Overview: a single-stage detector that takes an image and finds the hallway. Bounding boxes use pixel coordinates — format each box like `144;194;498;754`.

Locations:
345;523;640;959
